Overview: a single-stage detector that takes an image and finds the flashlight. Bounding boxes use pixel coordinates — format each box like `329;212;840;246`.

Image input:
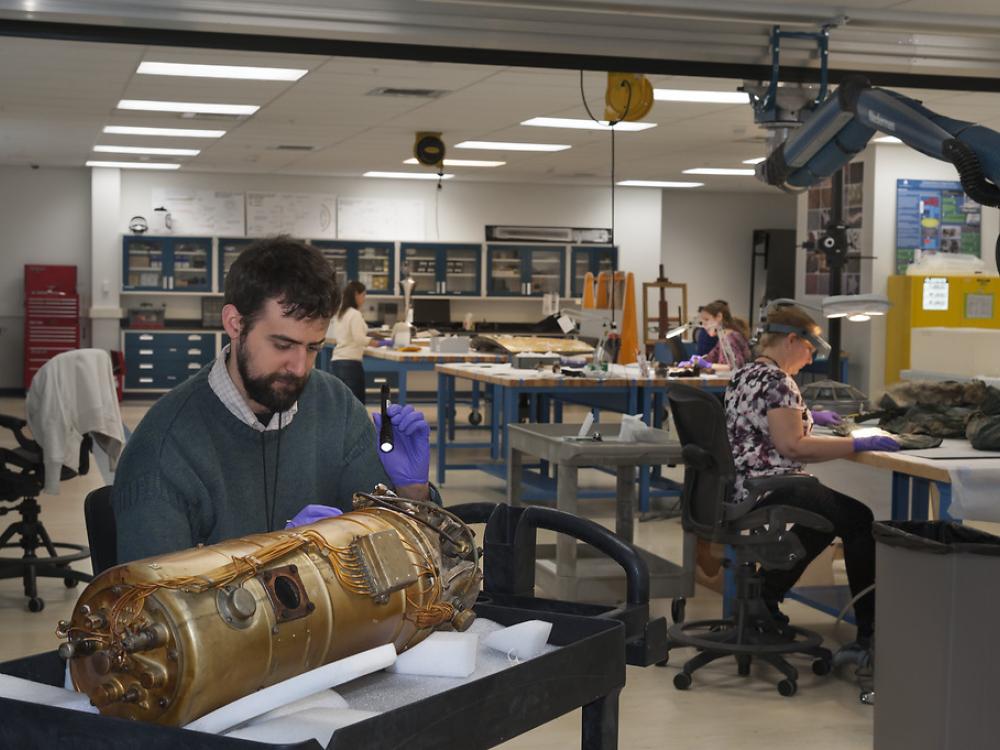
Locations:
379;383;394;453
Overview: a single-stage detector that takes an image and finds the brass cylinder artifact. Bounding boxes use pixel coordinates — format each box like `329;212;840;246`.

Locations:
57;490;482;726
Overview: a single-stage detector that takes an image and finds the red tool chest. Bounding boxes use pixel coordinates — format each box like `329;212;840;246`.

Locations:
24;264;80;390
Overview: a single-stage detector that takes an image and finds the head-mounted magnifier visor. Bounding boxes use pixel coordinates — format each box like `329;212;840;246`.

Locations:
760;323;831;360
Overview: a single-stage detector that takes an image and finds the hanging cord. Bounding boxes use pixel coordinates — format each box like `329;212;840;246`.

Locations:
435;169;444;240
260;413;284;532
579;71;632;331
271;412;282;532
261;431;269;531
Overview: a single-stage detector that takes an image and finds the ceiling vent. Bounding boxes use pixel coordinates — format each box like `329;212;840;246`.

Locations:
177;112;246;122
272;144;316;151
367;87;450;99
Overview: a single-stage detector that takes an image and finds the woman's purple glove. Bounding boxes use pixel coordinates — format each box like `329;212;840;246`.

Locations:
852;435;901;453
678;355;711;369
372;403;430;487
374;338;393;347
810;409;843;427
285;504;343;528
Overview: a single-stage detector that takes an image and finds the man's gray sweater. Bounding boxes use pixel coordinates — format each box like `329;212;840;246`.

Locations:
112;367;390;563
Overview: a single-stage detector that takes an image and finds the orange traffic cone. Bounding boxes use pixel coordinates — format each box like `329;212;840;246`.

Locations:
582;272;595;308
618;272;639;365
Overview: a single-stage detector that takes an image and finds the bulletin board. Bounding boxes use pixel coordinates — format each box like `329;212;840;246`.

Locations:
895;179;981;273
246;192;337;238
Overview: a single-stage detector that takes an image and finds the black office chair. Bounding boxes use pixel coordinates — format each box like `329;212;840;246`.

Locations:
0;415;93;612
83;486;116;575
661;384;833;696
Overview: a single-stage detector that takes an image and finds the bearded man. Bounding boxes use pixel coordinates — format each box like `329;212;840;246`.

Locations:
112;237;430;563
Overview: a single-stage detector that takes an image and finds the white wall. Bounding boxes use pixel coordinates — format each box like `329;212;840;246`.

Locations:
661;190;797;324
0;166;91;388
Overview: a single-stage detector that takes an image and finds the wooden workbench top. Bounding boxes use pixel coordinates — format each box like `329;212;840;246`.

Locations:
363;346;507;363
434;361;731;388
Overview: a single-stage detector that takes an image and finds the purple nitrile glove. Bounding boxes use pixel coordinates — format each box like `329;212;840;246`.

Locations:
690;355;711;369
852;435;901;453
810;409;843;427
285;504;343;528
372;403;430;487
374;338;393;347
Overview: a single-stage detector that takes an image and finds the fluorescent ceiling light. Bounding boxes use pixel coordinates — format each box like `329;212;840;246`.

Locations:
364;171;455;180
521;117;656;132
683;167;756;176
137;61;307;81
104;125;225;138
118;100;259;116
874;135;903;144
617;180;703;188
743;157;766;165
85;161;180;170
654;88;749;104
403;158;505;167
94;145;200;156
455;140;571;152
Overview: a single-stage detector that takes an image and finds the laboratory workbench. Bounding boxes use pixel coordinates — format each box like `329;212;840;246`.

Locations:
507;423;695;604
433;362;730;511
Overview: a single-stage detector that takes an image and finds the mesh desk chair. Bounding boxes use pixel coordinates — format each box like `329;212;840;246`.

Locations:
661;384;833;696
0;417;92;611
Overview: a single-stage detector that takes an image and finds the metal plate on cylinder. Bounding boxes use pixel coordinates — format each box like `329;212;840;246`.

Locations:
353;530;419;603
216;585;258;630
257;565;314;623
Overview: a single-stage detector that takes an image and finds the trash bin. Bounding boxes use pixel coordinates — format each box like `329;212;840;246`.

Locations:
873;521;1000;750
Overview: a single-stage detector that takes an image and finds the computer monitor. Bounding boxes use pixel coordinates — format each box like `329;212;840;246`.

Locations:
412;298;452;327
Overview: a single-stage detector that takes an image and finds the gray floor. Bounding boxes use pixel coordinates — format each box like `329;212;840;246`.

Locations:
0;396;875;749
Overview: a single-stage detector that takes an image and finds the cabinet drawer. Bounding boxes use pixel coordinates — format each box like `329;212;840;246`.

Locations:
124;332;215;364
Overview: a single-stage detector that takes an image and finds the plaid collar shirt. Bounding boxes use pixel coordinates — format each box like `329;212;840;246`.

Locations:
207;344;298;432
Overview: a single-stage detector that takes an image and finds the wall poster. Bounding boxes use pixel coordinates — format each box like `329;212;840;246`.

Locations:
895;179;981;273
804;160;864;296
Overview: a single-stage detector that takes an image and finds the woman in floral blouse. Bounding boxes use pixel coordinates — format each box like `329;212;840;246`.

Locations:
724;305;898;655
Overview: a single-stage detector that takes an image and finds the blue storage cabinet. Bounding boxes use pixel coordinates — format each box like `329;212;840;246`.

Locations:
123;331;216;392
312;240;395;295
217;238;256;293
486;244;565;297
123;236;212;292
400;243;480;296
570;245;617;298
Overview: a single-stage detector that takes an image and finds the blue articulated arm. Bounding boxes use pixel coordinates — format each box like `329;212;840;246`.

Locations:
758;75;1000;208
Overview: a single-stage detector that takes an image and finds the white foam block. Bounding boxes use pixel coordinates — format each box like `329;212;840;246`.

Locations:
224;707;378;745
0;673;98;714
387;631;478;678
483;620;553;660
184;643;396;735
248;689;349;724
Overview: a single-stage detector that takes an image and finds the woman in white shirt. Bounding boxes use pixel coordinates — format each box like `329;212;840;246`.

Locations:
329;281;371;403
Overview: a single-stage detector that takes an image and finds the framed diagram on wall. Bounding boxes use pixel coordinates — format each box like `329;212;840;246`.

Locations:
804;161;864;296
895;179;981;273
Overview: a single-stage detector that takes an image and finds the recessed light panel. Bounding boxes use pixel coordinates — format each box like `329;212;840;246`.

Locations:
137;62;307;81
86;161;181;170
118;100;259;116
521;117;656;132
103;126;225;138
455;141;571;152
